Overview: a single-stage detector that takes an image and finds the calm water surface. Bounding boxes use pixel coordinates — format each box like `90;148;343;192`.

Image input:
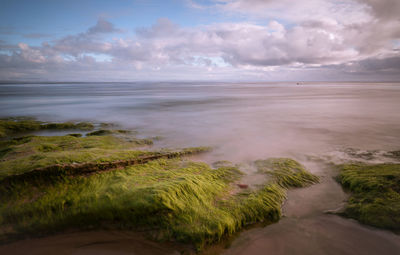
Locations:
1;82;399;161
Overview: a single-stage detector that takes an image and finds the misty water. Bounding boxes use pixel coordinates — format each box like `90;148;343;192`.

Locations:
1;82;399;159
1;82;400;254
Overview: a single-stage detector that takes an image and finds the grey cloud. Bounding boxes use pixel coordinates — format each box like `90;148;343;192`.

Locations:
87;18;120;34
0;40;19;50
213;0;400;60
1;15;400;81
53;34;112;56
0;25;15;35
348;56;400;73
136;18;180;38
23;33;51;39
51;18;119;56
357;0;400;21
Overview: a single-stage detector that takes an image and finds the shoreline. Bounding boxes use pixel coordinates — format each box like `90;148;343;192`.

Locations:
2;162;400;255
0;118;319;252
1;118;399;254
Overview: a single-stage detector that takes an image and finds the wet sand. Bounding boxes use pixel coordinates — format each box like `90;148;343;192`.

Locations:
223;215;400;255
222;162;400;255
0;231;184;255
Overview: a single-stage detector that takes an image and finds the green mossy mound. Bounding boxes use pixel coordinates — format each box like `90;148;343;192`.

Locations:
86;129;113;136
212;160;234;168
0;156;317;250
0;120;319;249
0;135;158;178
0;118;94;138
255;158;319;188
337;163;400;232
67;133;82;137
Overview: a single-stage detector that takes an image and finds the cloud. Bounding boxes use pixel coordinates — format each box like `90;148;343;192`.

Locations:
23;33;51;39
0;40;19;50
87;18;120;34
0;25;15;35
346;56;400;74
208;0;371;25
136;18;180;38
51;18;118;57
356;0;400;21
0;10;399;81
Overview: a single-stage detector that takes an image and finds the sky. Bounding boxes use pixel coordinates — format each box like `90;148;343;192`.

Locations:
0;0;399;81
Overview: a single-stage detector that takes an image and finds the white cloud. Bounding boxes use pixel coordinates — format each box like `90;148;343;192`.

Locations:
1;1;400;81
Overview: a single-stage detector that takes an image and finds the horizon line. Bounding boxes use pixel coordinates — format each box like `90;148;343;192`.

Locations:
1;80;400;85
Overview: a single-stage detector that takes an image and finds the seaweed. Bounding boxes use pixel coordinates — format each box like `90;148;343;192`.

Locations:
0;118;94;138
0;119;319;249
255;158;319;188
0;156;317;250
86;130;112;136
337;163;400;232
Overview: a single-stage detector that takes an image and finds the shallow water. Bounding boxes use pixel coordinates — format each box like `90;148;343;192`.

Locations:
1;82;400;161
1;82;400;254
0;230;183;255
223;162;400;255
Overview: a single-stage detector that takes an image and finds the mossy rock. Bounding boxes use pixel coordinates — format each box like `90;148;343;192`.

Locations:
255;158;319;188
86;130;112;136
0;120;319;249
337;163;400;231
0;154;317;249
0;118;94;138
67;133;82;137
42;122;94;130
212;160;234;168
0;135;147;178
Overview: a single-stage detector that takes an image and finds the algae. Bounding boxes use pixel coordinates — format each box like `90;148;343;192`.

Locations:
67;133;82;137
0;134;208;179
337;163;400;232
86;130;113;136
0;155;317;250
0;118;94;138
212;160;234;168
255;158;319;188
0;118;319;250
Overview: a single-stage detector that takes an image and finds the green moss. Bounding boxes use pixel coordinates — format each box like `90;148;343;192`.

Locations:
115;130;131;134
255;158;319;188
0;119;318;249
0;132;212;181
0;118;94;138
42;122;94;131
86;129;112;136
67;133;82;137
0;135;148;178
86;130;153;146
131;138;153;145
0;119;41;137
212;160;234;168
337;163;400;231
0;156;317;249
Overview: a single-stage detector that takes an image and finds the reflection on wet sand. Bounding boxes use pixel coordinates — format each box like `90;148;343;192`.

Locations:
224;215;400;255
223;162;400;255
0;231;184;255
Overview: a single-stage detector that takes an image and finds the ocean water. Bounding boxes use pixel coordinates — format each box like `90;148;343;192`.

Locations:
1;82;399;162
